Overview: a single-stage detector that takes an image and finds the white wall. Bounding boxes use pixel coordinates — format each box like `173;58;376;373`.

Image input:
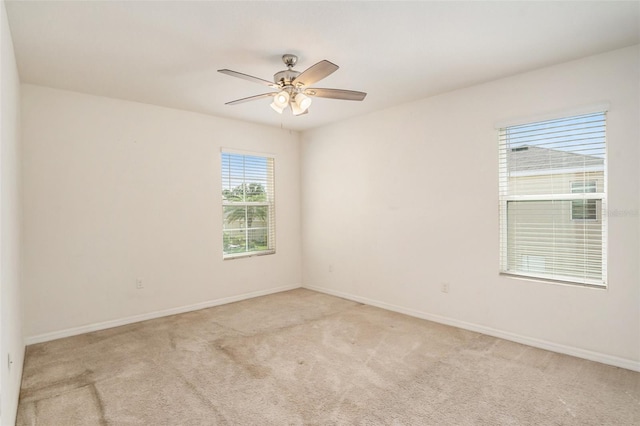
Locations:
0;1;24;424
302;46;640;369
21;85;302;340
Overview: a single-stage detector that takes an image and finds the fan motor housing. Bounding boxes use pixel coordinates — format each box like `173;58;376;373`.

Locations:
273;69;301;87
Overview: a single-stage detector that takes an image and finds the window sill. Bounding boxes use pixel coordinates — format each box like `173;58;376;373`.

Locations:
223;250;275;260
499;272;606;290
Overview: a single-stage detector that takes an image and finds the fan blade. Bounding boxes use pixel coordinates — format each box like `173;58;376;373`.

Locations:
225;93;275;105
292;60;339;87
304;88;367;101
218;69;278;88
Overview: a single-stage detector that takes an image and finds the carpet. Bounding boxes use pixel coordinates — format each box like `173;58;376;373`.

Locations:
16;289;640;425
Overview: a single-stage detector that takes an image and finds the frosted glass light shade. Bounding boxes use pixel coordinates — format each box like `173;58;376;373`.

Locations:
295;93;312;111
270;90;290;114
273;91;289;107
270;101;285;114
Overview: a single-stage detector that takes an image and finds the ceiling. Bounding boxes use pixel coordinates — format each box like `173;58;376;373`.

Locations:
5;1;639;132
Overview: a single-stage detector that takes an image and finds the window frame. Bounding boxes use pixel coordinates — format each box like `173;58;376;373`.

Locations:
498;109;608;288
221;149;276;260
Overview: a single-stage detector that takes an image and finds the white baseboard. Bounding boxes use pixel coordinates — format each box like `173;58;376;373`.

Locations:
304;284;640;373
25;284;301;345
25;283;640;372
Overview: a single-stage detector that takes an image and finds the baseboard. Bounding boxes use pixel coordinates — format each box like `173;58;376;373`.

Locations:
304;284;640;372
25;284;301;345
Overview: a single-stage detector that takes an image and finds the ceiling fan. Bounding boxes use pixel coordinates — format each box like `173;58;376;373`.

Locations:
218;54;367;116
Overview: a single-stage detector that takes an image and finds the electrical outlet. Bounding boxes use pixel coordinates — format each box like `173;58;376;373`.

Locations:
136;278;143;289
441;282;450;293
328;264;333;273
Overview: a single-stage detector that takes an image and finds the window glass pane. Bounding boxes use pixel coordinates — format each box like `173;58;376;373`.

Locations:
501;115;605;197
247;206;268;228
570;180;598;220
506;200;603;282
571;181;597;193
247;227;268;252
571;200;598;220
222;154;246;199
223;229;247;255
223;205;246;229
245;184;267;202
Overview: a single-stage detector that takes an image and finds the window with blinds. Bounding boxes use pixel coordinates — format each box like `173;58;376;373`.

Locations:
221;150;275;259
498;111;607;287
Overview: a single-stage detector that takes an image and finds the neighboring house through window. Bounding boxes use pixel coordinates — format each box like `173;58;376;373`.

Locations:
498;111;607;286
221;150;275;258
571;180;598;221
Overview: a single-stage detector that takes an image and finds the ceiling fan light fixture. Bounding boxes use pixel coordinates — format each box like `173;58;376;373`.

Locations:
270;90;290;114
270;101;285;114
273;90;289;107
291;101;306;116
219;54;367;117
294;93;312;111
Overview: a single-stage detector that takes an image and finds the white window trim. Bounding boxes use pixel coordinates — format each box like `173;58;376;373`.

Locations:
221;149;276;260
220;147;277;159
498;110;608;288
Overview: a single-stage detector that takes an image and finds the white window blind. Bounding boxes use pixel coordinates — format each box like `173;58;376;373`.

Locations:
222;151;275;258
498;111;607;287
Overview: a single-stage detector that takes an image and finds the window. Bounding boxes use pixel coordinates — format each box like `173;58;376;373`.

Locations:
221;150;275;258
498;111;607;287
571;181;597;221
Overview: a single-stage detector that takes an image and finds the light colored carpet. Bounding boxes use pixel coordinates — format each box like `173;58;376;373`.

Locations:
17;288;640;425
